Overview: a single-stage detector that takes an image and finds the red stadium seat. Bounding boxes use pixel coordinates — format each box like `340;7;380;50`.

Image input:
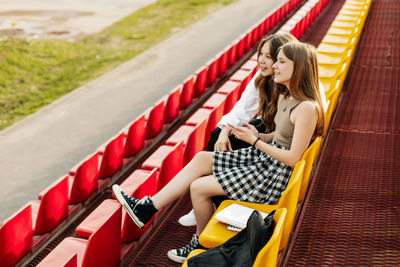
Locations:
240;59;259;77
145;99;165;139
180;76;195;109
186;105;224;148
142;142;184;191
119;169;158;242
98;132;125;179
166;119;207;165
236;35;245;59
229;69;253;96
202;93;226;113
227;42;238;68
164;85;181;123
0;204;33;267
69;152;99;204
206;57;219;87
124;114;146;157
76;170;158;244
37;199;121;267
217;50;228;77
217;81;240;114
194;67;208;97
30;175;69;235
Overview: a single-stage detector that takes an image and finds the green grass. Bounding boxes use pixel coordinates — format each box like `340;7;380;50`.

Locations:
0;0;237;130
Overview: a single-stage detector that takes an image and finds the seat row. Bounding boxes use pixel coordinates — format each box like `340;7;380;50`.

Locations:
0;0;304;266
183;0;372;266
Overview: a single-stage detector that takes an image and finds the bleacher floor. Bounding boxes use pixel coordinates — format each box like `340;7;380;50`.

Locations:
122;0;346;266
286;0;400;265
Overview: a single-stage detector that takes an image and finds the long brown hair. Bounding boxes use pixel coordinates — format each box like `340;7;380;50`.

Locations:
254;33;298;133
278;42;325;136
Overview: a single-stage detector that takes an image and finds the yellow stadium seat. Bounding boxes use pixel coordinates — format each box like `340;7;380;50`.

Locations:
181;249;206;267
199;161;305;252
298;137;322;202
183;208;287;267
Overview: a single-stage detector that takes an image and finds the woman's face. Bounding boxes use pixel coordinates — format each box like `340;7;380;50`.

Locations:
258;41;275;76
273;50;294;87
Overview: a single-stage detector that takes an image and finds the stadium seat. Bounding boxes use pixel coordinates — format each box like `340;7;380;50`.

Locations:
30;175;69;235
166;119;207;165
164;85;181;123
217;49;229;77
145;99;165;139
236;35;245;59
180;76;195;109
69;152;99;204
229;69;253;96
123;114;146;157
142;142;184;191
186;105;224;148
183;208;287;267
199;160;305;251
202;93;226;113
298;137;321;202
0;204;33;267
98;132;125;179
37;199;121;267
194;67;208;97
206;57;219;87
119;169;159;243
227;42;238;68
217;81;240;114
240;60;259;77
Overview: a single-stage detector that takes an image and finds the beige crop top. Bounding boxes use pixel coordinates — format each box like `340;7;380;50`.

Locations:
273;96;302;148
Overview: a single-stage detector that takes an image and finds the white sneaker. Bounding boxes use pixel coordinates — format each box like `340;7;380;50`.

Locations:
178;209;196;227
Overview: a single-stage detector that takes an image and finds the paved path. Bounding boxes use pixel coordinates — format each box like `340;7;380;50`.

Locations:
0;0;285;221
0;0;156;40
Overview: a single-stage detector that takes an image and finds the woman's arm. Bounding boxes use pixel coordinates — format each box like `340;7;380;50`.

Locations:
229;101;317;167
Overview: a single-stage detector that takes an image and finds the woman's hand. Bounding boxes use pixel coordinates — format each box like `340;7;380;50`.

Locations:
214;127;233;152
228;123;258;145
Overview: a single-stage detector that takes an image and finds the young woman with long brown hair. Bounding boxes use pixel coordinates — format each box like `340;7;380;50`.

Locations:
112;42;324;263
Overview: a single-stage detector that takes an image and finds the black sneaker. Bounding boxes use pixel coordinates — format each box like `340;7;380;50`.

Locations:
112;184;157;228
167;234;204;263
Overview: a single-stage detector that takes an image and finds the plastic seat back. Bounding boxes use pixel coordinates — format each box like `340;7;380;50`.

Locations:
98;132;125;179
158;142;184;190
124;114;146;157
164;86;181;123
180;76;195;109
81;200;121;267
184;120;207;165
145;99;165;139
0;204;33;267
33;175;69;235
69;152;99;204
275;160;305;250
120;169;158;242
298;138;321;202
253;208;287;267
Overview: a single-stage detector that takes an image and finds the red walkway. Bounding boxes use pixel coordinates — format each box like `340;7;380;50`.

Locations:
286;0;400;265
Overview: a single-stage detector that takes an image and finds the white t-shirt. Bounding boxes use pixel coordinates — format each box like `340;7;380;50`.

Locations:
217;70;328;128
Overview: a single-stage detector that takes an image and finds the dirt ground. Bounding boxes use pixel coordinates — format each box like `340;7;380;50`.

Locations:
0;0;156;41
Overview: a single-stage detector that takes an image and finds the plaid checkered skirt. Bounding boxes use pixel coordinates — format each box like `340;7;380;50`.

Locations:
213;140;293;204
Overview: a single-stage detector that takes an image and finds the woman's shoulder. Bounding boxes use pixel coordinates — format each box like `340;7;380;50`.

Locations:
294;100;318;114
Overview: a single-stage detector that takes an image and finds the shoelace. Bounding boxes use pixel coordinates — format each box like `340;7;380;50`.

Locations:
178;235;198;255
138;196;152;205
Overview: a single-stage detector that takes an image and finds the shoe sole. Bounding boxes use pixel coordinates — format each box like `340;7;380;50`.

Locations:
167;250;186;263
112;185;145;228
178;217;197;227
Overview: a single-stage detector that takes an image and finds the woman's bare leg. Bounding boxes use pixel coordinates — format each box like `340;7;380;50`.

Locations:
190;175;226;235
151;151;213;210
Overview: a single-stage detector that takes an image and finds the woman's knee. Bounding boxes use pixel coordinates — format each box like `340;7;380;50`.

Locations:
192;151;212;165
190;179;206;198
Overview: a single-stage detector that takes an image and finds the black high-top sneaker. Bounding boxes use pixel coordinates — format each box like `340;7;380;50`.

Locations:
112;184;157;228
167;234;204;263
